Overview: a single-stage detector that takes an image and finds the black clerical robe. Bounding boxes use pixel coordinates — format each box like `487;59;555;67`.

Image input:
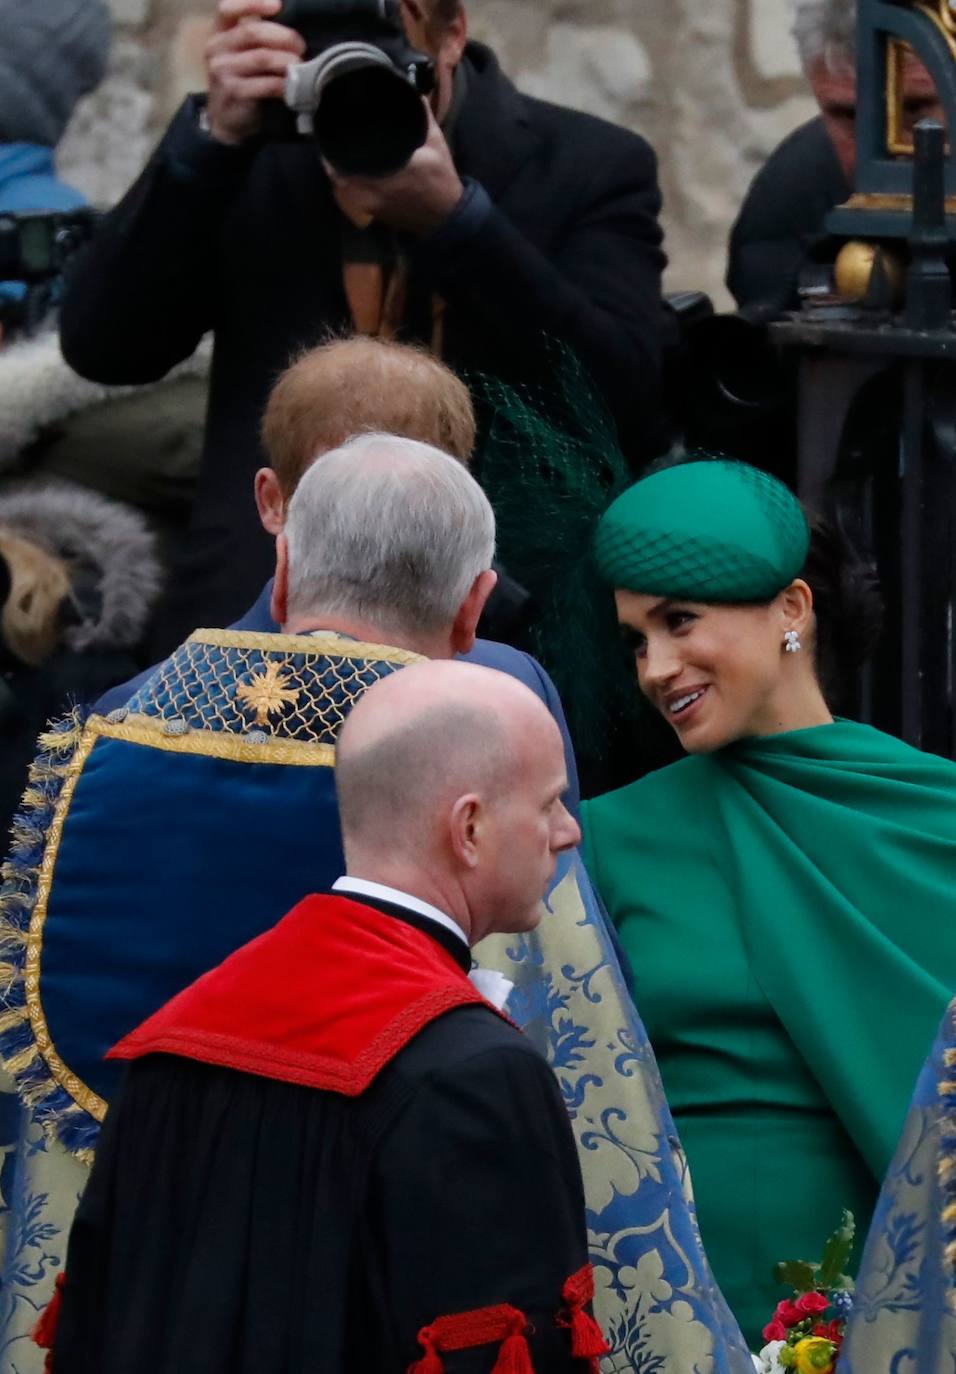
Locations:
47;892;605;1374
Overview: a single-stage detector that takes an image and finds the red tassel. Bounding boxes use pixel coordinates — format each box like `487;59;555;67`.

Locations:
408;1326;445;1374
408;1305;533;1373
558;1265;609;1371
567;1308;607;1364
32;1273;65;1350
492;1326;534;1374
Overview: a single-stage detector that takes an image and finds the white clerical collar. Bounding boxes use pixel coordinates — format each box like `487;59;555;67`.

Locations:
331;876;514;1012
332;876;469;947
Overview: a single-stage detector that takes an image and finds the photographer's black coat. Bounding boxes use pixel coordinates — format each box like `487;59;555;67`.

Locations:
726;116;850;315
59;43;665;649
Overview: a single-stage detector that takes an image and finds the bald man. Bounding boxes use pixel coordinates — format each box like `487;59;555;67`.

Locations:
48;662;608;1374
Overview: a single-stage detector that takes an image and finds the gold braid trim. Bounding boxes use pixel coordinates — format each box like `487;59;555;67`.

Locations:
104;715;336;768
187;628;426;666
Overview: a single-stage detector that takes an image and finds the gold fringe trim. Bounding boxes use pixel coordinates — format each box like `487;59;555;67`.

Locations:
0;1006;30;1034
37;717;86;755
20;1075;59;1109
5;1043;40;1076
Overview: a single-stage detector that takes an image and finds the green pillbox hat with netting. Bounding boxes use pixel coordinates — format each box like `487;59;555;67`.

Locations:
594;459;810;602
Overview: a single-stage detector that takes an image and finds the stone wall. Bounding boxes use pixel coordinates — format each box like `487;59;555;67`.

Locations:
58;0;819;308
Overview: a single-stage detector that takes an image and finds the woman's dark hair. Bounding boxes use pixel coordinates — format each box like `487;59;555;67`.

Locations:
800;510;883;708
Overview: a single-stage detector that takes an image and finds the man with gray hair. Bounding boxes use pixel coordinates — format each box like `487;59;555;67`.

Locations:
727;0;942;313
48;660;605;1374
274;432;496;653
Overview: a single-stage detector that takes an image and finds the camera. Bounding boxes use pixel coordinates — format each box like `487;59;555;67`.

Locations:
0;210;96;339
0;209;95;284
276;0;435;176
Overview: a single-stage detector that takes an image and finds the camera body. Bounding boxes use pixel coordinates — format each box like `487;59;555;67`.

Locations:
0;209;95;284
0;209;96;339
276;0;436;176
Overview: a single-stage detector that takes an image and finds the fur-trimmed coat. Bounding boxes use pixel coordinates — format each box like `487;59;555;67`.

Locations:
0;330;211;851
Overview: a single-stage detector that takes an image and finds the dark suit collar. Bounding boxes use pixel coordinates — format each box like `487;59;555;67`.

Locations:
327;888;472;974
450;41;539;204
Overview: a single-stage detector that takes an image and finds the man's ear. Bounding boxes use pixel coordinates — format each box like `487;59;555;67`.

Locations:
439;4;467;64
272;533;291;627
448;793;482;869
450;569;498;655
255;468;286;537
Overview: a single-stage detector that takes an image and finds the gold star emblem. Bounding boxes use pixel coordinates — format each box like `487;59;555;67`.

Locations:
235;660;301;727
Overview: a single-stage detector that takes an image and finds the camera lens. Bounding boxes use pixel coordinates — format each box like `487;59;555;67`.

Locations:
314;64;428;176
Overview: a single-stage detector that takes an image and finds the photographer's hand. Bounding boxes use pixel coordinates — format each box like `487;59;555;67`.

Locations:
205;0;305;146
325;105;464;237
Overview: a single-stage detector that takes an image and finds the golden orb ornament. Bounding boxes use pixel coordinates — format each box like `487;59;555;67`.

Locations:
834;240;904;305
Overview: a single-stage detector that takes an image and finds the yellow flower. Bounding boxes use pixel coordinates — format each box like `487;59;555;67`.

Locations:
792;1337;836;1374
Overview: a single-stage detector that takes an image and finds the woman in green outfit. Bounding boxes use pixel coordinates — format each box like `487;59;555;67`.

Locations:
580;459;956;1348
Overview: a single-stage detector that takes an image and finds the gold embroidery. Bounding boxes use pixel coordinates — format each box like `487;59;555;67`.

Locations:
133;633;427;745
235;661;303;727
23;714;337;1126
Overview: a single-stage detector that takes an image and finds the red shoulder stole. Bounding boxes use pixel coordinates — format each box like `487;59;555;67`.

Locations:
109;894;498;1095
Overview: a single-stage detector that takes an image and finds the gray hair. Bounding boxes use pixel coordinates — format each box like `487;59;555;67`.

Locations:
792;0;856;72
283;432;496;635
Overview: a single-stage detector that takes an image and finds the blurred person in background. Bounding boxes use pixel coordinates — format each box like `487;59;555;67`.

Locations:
59;0;668;653
727;0;943;315
0;0;110;218
0;0;167;859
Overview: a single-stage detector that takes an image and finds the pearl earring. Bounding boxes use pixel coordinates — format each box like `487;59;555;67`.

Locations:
784;630;802;654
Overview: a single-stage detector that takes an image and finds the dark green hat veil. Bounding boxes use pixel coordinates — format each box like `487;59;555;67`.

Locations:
595;460;810;602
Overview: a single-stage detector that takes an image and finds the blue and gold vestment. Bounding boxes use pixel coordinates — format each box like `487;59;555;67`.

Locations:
839;998;956;1373
0;630;752;1373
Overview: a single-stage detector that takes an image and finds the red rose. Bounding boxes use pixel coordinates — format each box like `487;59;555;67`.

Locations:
795;1292;830;1317
775;1300;805;1328
762;1319;788;1343
813;1320;843;1344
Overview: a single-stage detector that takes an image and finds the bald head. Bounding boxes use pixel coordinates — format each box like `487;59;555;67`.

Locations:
335;662;580;942
337;662;550;848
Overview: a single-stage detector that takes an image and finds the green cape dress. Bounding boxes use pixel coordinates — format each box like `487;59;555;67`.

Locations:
581;719;956;1347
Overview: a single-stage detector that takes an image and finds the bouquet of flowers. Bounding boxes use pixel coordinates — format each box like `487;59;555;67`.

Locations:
755;1212;855;1374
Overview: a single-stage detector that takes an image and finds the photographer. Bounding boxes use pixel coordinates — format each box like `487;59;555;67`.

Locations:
727;0;943;315
59;0;667;649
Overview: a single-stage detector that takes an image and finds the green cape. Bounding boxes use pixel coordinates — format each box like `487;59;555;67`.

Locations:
583;718;956;1343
